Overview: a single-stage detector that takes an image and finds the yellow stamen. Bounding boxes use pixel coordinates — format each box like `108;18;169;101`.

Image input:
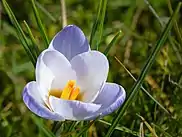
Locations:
61;80;76;100
69;87;80;100
49;80;80;101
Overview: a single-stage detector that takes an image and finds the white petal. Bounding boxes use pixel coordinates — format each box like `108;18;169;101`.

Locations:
49;96;101;120
70;51;109;102
36;50;55;101
36;49;76;101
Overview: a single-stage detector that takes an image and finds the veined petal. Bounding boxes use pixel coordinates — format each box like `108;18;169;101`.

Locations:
70;51;109;103
49;25;90;61
85;83;126;120
49;96;101;120
22;81;64;121
36;49;76;95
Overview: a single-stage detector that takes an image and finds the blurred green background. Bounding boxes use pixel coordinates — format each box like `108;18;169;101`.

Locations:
1;0;182;136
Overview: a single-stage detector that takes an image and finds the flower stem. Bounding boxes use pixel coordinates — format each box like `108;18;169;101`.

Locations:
60;0;67;28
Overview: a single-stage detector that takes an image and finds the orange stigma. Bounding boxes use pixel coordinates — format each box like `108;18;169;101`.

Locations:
49;80;80;100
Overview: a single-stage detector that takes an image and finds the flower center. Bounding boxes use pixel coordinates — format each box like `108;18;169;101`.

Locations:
49;80;80;100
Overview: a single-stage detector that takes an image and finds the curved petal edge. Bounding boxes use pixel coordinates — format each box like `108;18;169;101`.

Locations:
85;83;126;120
49;96;101;121
49;25;90;61
22;82;64;121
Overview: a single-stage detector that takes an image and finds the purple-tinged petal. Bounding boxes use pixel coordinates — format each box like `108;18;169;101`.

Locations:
70;51;109;103
85;82;126;120
22;81;64;121
49;25;90;61
49;96;101;120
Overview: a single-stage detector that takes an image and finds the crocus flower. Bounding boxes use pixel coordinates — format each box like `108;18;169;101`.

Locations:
23;25;126;121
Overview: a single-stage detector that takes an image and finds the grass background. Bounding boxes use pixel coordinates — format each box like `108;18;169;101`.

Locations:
0;0;182;136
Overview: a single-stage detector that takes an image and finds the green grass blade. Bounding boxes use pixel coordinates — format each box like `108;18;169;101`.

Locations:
152;123;173;137
90;0;108;50
167;0;182;47
67;121;79;136
75;117;100;137
174;73;182;93
104;30;123;56
114;56;170;115
105;3;182;137
144;0;163;26
75;121;95;137
51;121;64;134
35;1;57;23
90;0;103;47
98;120;140;136
30;0;49;48
168;35;182;64
2;0;36;66
23;20;40;58
96;0;108;50
82;121;89;137
144;0;182;64
31;115;56;137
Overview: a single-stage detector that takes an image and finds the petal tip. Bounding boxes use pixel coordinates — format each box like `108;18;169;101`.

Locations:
49;24;90;60
63;24;82;32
